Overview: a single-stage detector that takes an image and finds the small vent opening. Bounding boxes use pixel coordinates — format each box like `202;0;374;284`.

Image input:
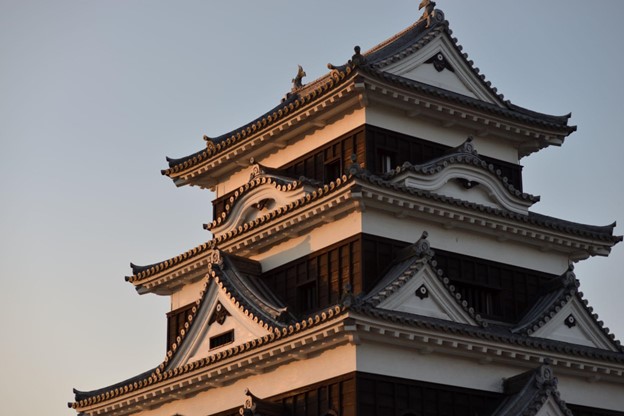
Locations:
209;330;234;349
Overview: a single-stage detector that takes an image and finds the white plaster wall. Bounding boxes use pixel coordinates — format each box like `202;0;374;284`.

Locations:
362;209;570;275
356;341;508;392
251;211;363;272
356;341;624;411
215;108;366;198
435;180;501;210
402;64;477;98
184;289;271;365
125;343;356;416
171;279;205;311
557;373;624;412
365;105;520;164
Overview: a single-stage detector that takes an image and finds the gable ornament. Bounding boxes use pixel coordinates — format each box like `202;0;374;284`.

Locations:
418;0;437;28
291;65;306;92
208;301;231;326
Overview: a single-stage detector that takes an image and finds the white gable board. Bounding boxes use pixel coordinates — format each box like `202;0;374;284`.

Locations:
210;173;312;237
168;279;271;369
394;163;534;215
381;34;503;106
376;262;477;326
535;396;570;416
530;297;618;352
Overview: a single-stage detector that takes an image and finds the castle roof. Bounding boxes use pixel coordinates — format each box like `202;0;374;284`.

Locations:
162;8;576;187
72;241;624;413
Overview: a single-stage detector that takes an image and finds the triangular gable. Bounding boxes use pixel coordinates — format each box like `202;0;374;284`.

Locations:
512;266;621;352
379;32;503;106
534;398;573;416
529;296;619;352
492;364;574;416
164;250;290;370
376;262;478;326
368;232;482;327
167;276;272;369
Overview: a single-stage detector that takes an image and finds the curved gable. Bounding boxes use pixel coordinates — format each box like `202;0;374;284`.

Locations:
388;138;538;214
208;168;314;237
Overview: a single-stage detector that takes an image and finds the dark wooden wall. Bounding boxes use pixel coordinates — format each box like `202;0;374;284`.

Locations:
261;233;558;323
262;236;362;315
212;124;523;221
166;302;195;350
433;249;555;322
356;373;501;416
365;125;523;190
281;126;366;183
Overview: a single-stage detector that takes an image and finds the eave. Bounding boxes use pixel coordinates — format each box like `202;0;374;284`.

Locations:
215;178;359;256
348;311;624;384
355;178;617;260
72;308;624;416
71;309;350;416
127;243;215;295
128;170;619;292
164;77;362;189
356;73;576;158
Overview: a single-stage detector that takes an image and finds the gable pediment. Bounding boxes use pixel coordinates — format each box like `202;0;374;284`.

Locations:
209;168;314;237
530;297;619;352
168;278;272;369
380;34;503;106
389;141;537;215
376;262;479;326
535;397;572;416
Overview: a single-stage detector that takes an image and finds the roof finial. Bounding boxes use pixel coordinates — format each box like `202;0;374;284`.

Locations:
349;45;366;67
291;65;306;92
418;0;437;28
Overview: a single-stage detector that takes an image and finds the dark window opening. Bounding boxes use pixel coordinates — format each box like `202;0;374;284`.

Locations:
452;282;500;317
324;158;342;183
209;329;234;349
297;280;318;314
365;125;523;190
377;149;397;173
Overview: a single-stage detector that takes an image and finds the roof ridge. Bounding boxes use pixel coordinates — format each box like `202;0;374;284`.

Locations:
128;174;356;285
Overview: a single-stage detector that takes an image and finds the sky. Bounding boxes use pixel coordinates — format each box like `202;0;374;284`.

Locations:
1;1;623;415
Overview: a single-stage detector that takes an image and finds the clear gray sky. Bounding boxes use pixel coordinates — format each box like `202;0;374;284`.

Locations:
1;1;623;415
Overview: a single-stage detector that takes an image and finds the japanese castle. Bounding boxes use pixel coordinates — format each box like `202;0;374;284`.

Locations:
70;4;624;416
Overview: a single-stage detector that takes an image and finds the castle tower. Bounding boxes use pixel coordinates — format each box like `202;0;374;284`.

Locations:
70;5;623;416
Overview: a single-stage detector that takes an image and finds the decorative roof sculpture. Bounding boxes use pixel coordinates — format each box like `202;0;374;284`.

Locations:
418;0;437;28
291;65;306;92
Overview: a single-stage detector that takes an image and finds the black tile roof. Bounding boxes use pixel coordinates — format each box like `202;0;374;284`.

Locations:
491;363;573;416
379;136;539;203
71;249;346;409
364;231;487;327
130;167;621;286
162;7;575;179
512;265;622;352
74;245;624;410
349;166;621;244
